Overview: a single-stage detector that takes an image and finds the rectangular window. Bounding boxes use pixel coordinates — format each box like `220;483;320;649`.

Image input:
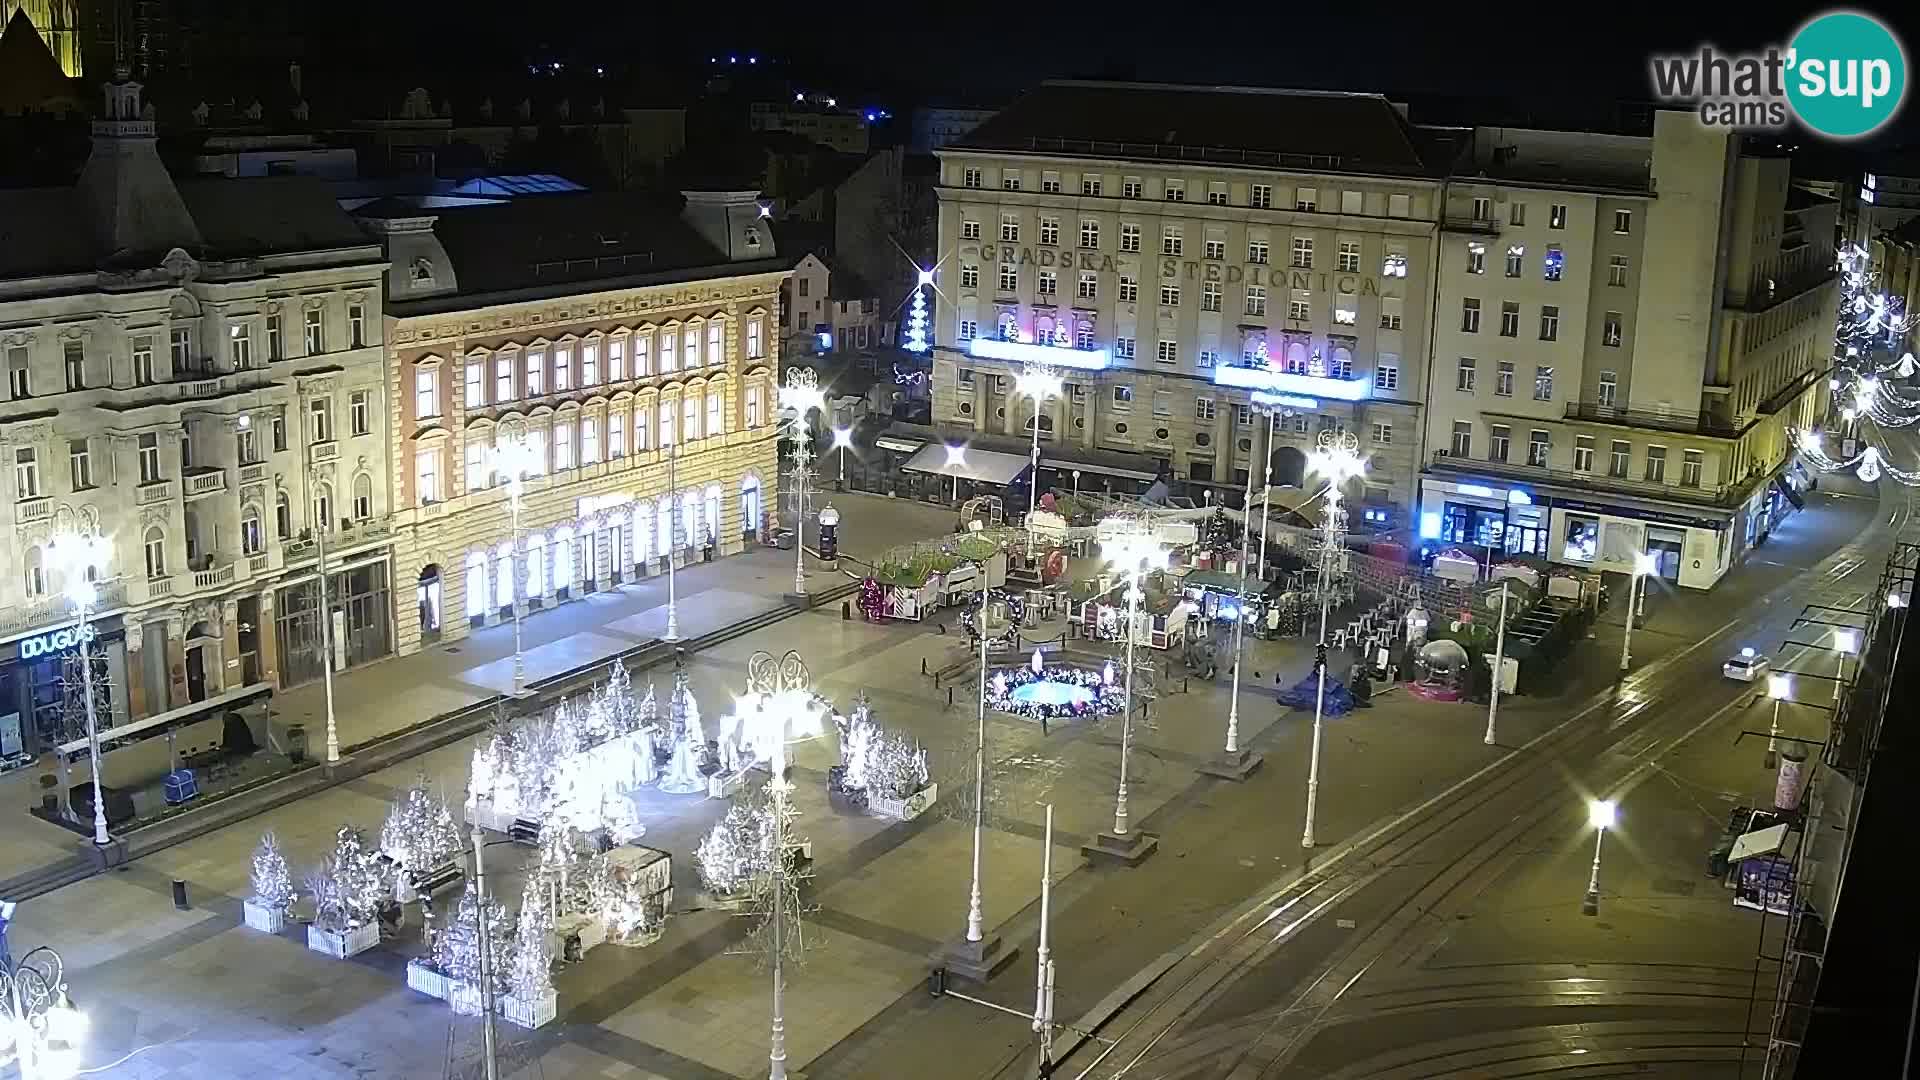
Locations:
266;315;283;361
1038;270;1058;297
1450;421;1472;457
1290;236;1313;268
582;342;600;384
1040;216;1059;246
1233;403;1252;426
1534;365;1554;401
1645;445;1667;482
1156;339;1178;365
1472;196;1492;221
1603;311;1623;347
227;324;251;370
309;397;332;443
1152;389;1172;416
662;330;683;373
1527;429;1552;467
1080;176;1102;196
1371;422;1393;445
1204;239;1225;260
1500;301;1520;337
963;167;982;188
608;338;625;380
1341;189;1364;214
1077;324;1096;351
1466;242;1486;274
1573;436;1594;472
271;411;286;452
707;391;723;437
1080;220;1099;248
1383;247;1407;278
1613;209;1633;234
999;264;1019;292
1120;223;1141;252
414;368;439;418
1510;201;1527;225
683;330;699;372
1161;225;1183;256
1201;281;1221;311
1207;182;1228;206
526;349;547;394
958;319;978;341
351;390;371;436
348;303;367;348
1457;357;1477;392
1078;272;1098;300
1549;204;1567;229
1159;283;1180;307
1461;297;1481;333
609;416;625;458
1123;176;1143;198
1381;296;1403;330
1608;440;1630;478
496;355;514;400
682;395;700;440
416;446;440;502
1388;192;1410;217
1334;292;1356;325
554;422;574;469
1116;337;1135;359
1337;241;1360;273
1245;285;1267;316
1112;385;1133;407
1163;179;1185;202
1002;171;1021;191
631;333;653;376
1118;275;1138;303
1250;184;1272;209
1543;245;1564;282
636;406;652;449
465;441;487;491
132;336;157;385
1195;397;1216;420
1598;370;1618;406
138;433;161;483
5;347;29;399
1608;255;1629;287
1489;424;1511;462
234;427;256;466
303;308;324;354
746;319;763;359
1374;357;1400;391
465;360;484;406
962;220;981;240
1041;171;1062;193
13;448;38;499
1682;449;1704;487
1001;213;1019;242
1539;305;1560;341
1248;240;1270;264
1505;244;1524;277
69;438;91;489
1288;291;1310;322
582;417;600;463
1295;187;1317;211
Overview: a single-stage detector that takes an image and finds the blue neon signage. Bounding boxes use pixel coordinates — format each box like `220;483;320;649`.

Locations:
967;338;1111;370
19;623;96;660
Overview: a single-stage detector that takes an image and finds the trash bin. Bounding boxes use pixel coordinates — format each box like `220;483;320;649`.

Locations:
287;724;309;764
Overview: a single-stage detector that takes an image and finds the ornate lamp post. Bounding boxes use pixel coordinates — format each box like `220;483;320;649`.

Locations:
1581;798;1617;915
1618;551;1658;672
780;369;826;597
42;510;113;847
665;437;680;642
298;387;341;763
1202;461;1264;780
0;942;87;1080
488;422;543;695
940;552;1016;981
1089;520;1167;862
1014;363;1062;557
1300;430;1365;850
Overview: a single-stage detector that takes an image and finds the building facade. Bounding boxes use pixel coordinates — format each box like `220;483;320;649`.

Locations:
931;82;1441;515
356;189;787;658
0;73;392;758
1421;113;1837;590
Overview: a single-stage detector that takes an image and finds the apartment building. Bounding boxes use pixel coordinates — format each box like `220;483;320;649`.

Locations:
1421;112;1837;590
931;81;1444;521
0;72;392;757
355;188;787;657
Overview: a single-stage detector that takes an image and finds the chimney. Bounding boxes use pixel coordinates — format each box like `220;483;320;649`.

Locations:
681;189;775;263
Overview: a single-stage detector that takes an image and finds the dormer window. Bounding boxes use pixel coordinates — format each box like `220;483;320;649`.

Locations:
410;257;435;285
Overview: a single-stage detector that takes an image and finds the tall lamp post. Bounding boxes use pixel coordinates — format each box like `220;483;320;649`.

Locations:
1484;579;1510;746
42;517;112;847
1300;431;1365;850
940;552;1015;981
1581;798;1617;916
1202;465;1263;780
1765;671;1793;769
665;437;679;642
1091;522;1167;862
1014;363;1062;557
1618;551;1658;672
488;423;543;695
298;388;341;764
0;939;87;1080
831;426;854;490
780;369;826;597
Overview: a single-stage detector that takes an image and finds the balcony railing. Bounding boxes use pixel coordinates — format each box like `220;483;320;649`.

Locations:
248;553;271;575
148;575;173;598
0;579;129;637
239;462;267;484
1562;401;1746;439
15;496;50;524
135;480;174;505
1441;215;1502;236
310;441;339;464
192;562;236;590
1429;451;1738;507
184;469;228;498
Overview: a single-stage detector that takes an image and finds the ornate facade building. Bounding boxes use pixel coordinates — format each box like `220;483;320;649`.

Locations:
356;188;787;657
0;72;390;756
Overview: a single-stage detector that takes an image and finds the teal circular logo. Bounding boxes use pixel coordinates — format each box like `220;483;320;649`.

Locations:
1787;11;1907;138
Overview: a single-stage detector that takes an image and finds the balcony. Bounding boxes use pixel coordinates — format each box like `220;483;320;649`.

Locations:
310;440;339;464
248;553;271;575
136;480;174;505
1429;451;1738;508
1563;401;1746;439
15;496;50;524
0;579;128;637
191;562;236;590
148;575;173;599
239;462;267;485
1441;215;1502;237
183;468;228;499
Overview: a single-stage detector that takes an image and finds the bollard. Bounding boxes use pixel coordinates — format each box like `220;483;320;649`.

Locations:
172;879;190;910
947;687;954;708
841;600;852;620
922;657;929;676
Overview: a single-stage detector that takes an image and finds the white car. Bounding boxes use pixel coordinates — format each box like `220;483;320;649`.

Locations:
1723;650;1770;682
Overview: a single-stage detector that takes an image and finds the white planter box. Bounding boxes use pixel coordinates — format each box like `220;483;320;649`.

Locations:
869;782;938;822
503;987;558;1029
550;914;608;960
306;921;380;959
707;770;746;800
406;960;453;1001
242;899;287;934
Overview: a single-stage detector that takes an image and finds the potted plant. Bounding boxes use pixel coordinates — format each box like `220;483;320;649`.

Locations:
243;831;295;933
305;827;387;958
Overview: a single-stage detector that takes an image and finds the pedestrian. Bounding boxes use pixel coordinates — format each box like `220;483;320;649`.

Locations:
1039;711;1050;737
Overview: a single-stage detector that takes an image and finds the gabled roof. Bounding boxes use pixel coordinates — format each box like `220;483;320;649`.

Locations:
951;80;1445;178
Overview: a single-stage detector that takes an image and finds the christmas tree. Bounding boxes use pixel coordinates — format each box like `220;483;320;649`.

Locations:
509;880;555;999
249;831;294;911
903;280;930;354
434;881;511;1012
383;782;462;877
658;662;707;794
1202;507;1237;565
312;826;388;932
695;802;773;897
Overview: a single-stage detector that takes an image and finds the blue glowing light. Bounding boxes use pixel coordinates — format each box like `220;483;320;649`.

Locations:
1420;512;1443;539
968;337;1110;370
1010;680;1096;709
1212;364;1372;401
1507;489;1533;505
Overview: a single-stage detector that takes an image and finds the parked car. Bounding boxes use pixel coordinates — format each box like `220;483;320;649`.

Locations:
1723;648;1770;682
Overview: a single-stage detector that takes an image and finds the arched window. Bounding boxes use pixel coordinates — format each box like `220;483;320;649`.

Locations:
524;532;545;597
553;526;574;588
1285;341;1309;374
632;500;653;563
275;491;292;538
704;484;722;546
740;475;762;539
143;526;166;579
465;550;489;618
241;505;263;555
353;472;374;520
494;543;513;610
312;481;333;533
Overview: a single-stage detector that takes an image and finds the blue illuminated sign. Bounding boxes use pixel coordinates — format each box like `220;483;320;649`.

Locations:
968;338;1111;370
19;623;96;661
1250;392;1319;410
1211;364;1372;401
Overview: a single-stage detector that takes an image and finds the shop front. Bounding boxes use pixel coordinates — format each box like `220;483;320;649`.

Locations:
0;616;132;765
276;557;395;689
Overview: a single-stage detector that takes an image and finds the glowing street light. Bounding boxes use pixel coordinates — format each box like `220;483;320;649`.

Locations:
1832;626;1860;704
831;426;854;487
488;423;544;694
1103;523;1170;842
1581;798;1617;916
0;941;86;1080
781;369;826;596
1014;363;1063;556
42;514;113;846
1618;551;1659;672
1765;671;1793;769
944;443;968;503
1300;431;1365;850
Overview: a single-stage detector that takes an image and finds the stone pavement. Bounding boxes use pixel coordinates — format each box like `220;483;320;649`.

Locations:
1;485;1880;1079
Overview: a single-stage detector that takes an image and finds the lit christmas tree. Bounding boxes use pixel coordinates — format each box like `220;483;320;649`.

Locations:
310;826;388;932
903;269;932;354
658;661;707;794
1202;507;1237;565
382;782;462;879
433;881;511;1012
249;831;294;912
509;879;555;1000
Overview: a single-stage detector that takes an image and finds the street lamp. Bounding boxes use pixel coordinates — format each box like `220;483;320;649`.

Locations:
1765;670;1793;769
1832;627;1859;705
665;437;680;641
1618;552;1659;672
298;389;341;764
1204;461;1263;780
0;940;87;1080
488;424;543;695
1300;431;1365;850
831;426;854;488
1103;522;1169;841
42;515;112;847
1581;798;1617;916
780;369;826;597
944;444;968;504
1014;363;1062;557
1484;579;1510;746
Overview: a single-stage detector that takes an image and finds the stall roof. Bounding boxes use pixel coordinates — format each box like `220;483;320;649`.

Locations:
901;444;1032;486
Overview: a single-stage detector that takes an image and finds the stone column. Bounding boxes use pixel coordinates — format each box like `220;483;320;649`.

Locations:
218;598;241;695
165;618;188;707
124;615;149;719
258;588;281;688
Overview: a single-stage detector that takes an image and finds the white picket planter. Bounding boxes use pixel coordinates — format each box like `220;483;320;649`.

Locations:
869;782;938;822
503;987;558;1029
550;914;608;960
406;960;453;1001
306;921;379;959
707;771;746;800
243;899;288;934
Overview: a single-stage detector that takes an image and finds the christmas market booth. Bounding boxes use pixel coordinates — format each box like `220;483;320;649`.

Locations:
858;535;1010;622
1066;572;1197;651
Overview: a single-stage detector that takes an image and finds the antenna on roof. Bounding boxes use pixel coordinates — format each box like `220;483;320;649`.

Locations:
111;0;126;73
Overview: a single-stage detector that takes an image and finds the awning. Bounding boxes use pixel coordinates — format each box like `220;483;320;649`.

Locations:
1730;823;1791;863
1039;455;1158;482
60;681;274;761
876;436;925;454
901;443;1032;486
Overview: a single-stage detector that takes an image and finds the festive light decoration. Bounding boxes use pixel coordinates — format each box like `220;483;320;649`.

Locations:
509;879;556;1000
382;783;463;884
430;882;511;1014
249;831;295;912
984;662;1127;721
468;662;665;827
307;826;390;933
696;800;776;897
658;661;708;795
839;701;929;799
857;576;887;621
903;271;931;354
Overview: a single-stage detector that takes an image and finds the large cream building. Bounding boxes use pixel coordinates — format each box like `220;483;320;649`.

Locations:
930;82;1445;520
0;73;393;757
357;189;786;656
1421;112;1837;590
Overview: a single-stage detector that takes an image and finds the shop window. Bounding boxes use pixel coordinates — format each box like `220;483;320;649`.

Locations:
1562;516;1599;562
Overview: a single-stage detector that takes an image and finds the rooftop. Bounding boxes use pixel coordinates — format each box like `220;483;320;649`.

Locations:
949;80;1443;177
